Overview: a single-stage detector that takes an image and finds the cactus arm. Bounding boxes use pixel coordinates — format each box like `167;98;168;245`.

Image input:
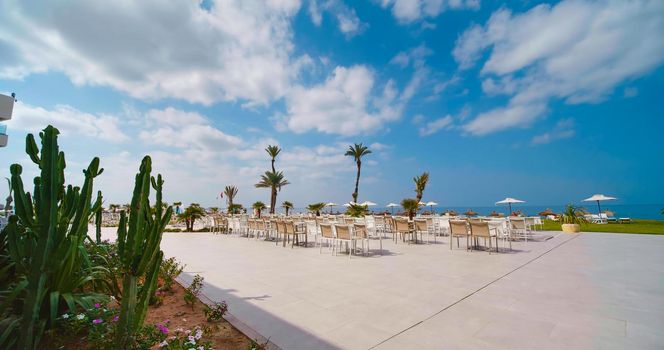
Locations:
18;126;61;350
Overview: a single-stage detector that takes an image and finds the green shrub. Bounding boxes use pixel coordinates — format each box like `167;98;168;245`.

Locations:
159;257;185;292
184;274;204;308
204;301;228;322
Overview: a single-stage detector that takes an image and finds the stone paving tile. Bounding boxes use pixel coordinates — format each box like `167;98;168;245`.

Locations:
96;227;664;350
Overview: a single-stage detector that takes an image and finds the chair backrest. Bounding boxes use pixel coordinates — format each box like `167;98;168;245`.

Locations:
285;221;295;234
320;223;334;238
353;224;367;238
276;221;286;234
414;219;428;231
511;218;526;230
305;220;318;235
344;218;355;225
449;220;468;236
394;218;410;233
525;217;537;226
335;224;352;240
470;221;490;237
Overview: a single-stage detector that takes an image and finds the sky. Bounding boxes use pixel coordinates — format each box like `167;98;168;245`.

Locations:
1;0;663;210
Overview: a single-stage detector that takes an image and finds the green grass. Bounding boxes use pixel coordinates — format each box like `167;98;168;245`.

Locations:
542;219;664;235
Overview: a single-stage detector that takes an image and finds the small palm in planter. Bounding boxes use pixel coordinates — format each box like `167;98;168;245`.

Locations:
560;204;588;233
401;198;420;220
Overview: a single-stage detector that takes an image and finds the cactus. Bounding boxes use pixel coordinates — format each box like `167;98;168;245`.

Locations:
115;156;173;347
1;125;105;349
94;190;103;243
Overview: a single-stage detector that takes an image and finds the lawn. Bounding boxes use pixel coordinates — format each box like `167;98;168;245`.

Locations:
542;219;664;235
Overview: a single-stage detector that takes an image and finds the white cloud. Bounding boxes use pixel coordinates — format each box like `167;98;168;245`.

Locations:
419;115;453;136
281;65;418;135
456;0;664;135
308;0;366;37
0;0;306;106
380;0;479;24
7;103;128;142
139;108;242;154
531;118;575;145
390;44;432;68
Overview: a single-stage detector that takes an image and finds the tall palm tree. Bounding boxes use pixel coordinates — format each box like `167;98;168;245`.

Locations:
255;171;290;214
265;145;281;172
345;143;372;203
224;186;239;214
4;177;12;217
282;201;294;216
252;201;266;218
413;172;430;204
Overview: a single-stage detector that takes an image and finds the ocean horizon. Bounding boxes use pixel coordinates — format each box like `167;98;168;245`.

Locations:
272;204;664;220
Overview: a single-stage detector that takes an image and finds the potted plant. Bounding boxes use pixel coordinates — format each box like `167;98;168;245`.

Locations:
560;204;587;233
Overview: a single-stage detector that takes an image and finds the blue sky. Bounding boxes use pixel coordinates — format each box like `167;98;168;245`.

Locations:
1;0;663;210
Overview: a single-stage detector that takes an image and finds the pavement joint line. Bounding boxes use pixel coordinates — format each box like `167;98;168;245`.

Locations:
367;232;583;349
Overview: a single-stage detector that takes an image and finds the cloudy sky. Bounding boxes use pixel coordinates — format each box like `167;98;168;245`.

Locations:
1;0;663;209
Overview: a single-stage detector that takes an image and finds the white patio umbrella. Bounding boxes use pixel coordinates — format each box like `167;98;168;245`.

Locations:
495;197;526;215
360;201;377;206
325;202;337;214
343;202;356;207
386;202;399;214
582;194;616;216
425;201;438;214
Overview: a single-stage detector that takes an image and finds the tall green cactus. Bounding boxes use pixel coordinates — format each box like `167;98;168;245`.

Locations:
94;190;103;243
115;156;173;347
3;126;104;349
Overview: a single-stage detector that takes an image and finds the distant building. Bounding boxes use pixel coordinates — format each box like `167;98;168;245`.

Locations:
0;93;15;147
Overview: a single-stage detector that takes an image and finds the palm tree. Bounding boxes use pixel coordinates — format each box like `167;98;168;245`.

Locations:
345;143;372;203
109;204;120;213
255;170;290;214
401;198;419;220
265;145;281;172
210;207;220;214
282;201;294;216
173;201;182;214
413;172;430;204
307;202;327;216
4;177;12;217
346;203;369;218
224;186;239;214
252;201;266;218
178;203;206;231
228;203;243;214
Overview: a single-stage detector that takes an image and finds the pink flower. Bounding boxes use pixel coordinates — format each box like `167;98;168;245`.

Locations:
94;303;101;309
92;318;103;325
113;315;119;322
157;324;169;334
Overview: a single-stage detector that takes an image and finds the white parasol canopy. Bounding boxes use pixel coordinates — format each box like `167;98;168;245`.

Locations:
583;194;617;216
495;197;526;214
386;202;399;214
325;202;337;207
343;202;356;207
424;201;438;214
360;201;377;206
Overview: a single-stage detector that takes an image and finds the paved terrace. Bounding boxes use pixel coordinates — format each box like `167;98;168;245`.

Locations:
102;229;664;349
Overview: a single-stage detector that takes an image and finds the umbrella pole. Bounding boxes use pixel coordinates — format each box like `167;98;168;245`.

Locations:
597;200;601;216
509;203;513;215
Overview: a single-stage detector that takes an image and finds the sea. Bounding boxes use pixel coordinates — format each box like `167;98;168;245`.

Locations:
293;204;664;220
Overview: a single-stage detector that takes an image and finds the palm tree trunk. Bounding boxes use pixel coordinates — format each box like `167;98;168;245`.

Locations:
270;187;277;214
228;199;233;214
271;159;276;173
353;160;361;203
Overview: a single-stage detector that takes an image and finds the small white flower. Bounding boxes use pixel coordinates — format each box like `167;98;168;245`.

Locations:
76;314;85;320
188;335;196;344
198;346;204;350
158;340;168;348
194;329;203;340
62;314;69;319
